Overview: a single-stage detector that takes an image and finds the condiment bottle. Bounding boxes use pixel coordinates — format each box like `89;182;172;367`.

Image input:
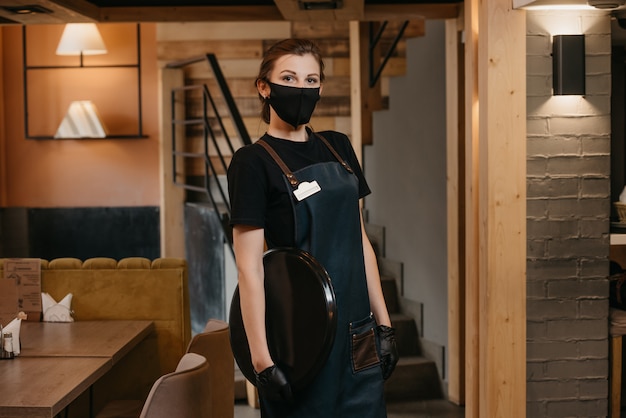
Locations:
2;331;14;359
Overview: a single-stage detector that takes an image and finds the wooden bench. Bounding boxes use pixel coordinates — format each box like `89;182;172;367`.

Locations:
1;256;191;414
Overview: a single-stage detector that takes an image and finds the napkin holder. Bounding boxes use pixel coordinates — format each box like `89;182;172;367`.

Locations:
1;312;26;358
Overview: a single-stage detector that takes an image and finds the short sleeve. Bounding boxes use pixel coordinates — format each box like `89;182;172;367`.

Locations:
227;145;267;228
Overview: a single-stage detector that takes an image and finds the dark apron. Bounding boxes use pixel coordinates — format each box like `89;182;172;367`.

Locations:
260;139;387;418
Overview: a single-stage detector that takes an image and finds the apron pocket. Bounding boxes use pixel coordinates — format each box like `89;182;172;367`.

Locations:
350;315;380;373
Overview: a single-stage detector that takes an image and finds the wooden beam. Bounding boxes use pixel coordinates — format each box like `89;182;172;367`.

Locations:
349;21;362;161
1;1;462;24
274;0;364;21
363;3;461;21
97;5;283;22
159;67;186;258
0;2;284;24
445;15;465;407
41;0;100;19
611;336;622;418
349;21;381;147
0;0;99;24
464;0;526;414
0;29;5;206
464;0;479;413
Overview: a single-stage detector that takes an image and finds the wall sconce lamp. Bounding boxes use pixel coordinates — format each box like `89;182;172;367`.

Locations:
552;34;585;95
55;23;107;67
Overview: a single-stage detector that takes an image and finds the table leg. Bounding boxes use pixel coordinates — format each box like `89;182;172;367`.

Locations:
90;385;94;418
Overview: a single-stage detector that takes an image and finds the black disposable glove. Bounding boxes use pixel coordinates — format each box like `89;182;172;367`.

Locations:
377;324;399;380
255;365;293;402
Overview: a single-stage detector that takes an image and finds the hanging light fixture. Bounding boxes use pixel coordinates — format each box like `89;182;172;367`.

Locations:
56;23;107;67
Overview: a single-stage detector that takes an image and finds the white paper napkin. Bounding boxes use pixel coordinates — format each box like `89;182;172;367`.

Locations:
619;186;626;203
41;292;74;323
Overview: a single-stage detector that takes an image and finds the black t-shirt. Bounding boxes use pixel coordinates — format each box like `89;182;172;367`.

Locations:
227;130;371;247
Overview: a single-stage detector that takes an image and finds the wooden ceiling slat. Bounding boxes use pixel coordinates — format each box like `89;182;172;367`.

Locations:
0;0;99;24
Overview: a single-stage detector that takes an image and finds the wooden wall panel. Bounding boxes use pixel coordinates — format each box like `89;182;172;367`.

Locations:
157;40;264;61
156;22;291;41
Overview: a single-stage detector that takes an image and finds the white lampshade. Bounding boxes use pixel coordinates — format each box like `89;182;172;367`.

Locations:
56;23;107;56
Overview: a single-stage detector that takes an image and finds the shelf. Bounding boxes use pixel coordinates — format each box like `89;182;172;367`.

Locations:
22;24;144;140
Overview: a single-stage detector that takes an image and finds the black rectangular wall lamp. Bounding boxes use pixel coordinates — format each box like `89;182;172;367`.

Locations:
552;34;586;96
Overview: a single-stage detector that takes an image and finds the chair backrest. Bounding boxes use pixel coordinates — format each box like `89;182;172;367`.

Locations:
186;319;234;418
139;352;211;418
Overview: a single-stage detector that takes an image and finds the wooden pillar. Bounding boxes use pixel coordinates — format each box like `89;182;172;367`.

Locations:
611;336;623;418
446;15;465;406
159;67;186;258
0;29;6;206
349;20;382;152
464;0;526;415
464;0;480;413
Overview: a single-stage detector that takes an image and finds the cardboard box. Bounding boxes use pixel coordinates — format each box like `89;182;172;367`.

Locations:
1;258;41;326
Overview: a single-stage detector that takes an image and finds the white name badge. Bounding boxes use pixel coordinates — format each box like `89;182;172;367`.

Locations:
293;180;321;201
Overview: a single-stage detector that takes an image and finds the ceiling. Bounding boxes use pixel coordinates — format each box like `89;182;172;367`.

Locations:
0;0;461;24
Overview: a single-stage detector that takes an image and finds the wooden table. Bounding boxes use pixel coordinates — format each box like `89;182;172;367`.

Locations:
19;320;154;363
0;357;110;418
0;320;154;418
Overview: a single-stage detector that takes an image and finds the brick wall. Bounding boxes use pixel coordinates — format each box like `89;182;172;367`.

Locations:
526;11;611;417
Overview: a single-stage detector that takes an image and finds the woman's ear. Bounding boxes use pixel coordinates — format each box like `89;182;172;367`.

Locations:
256;79;269;99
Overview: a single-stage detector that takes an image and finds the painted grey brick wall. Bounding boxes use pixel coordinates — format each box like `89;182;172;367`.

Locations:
526;11;611;418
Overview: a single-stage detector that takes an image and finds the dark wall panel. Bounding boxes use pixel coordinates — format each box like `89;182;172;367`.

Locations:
0;207;160;260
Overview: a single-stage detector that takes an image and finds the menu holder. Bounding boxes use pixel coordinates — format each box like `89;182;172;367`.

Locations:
1;259;42;325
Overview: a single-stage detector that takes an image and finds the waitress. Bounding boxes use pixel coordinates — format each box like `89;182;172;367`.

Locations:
227;38;398;418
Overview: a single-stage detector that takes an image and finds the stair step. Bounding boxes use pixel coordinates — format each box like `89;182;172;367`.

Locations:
384;356;443;401
390;312;420;357
381;276;400;314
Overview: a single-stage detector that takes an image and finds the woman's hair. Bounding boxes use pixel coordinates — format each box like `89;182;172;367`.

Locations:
256;38;326;124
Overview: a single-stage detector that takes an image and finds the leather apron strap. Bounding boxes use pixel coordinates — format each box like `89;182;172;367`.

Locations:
256;132;353;189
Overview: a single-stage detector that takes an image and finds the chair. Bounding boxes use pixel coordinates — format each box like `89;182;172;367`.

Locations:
186;319;235;418
97;352;211;418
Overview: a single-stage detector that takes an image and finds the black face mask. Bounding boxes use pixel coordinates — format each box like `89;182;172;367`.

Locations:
267;82;320;129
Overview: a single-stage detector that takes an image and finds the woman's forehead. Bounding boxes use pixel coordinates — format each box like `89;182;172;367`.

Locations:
272;54;320;75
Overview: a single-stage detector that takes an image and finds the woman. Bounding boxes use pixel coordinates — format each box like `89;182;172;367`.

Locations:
227;38;398;418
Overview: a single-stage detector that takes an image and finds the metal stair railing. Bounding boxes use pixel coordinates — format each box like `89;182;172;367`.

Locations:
165;54;252;253
369;21;410;87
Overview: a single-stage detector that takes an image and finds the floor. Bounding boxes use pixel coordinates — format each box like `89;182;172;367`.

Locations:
234;399;465;418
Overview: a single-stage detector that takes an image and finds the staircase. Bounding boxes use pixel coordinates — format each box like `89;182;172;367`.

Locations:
368;224;444;402
381;276;443;401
